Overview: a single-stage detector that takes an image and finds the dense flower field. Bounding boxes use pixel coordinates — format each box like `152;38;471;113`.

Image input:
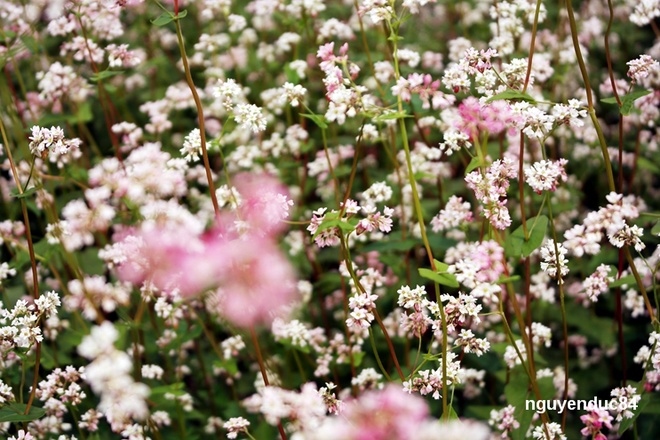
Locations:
0;0;659;438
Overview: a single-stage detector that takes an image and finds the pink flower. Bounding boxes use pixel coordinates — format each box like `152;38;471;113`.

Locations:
206;237;298;328
317;384;429;439
113;225;205;295
455;97;517;141
231;172;294;237
580;408;612;439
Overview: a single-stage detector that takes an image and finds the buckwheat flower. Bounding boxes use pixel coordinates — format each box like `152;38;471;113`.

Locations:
355;206;394;235
221;335;245;360
346;292;379;330
341;199;361;215
455;329;490;356
397;285;427;309
529;322;552;348
36;62;92;103
180;128;202;162
243;383;325;431
431;196;473;232
28;126;82;160
34;291;61;316
232;172;294;236
610;386;641;422
563;224;602;257
580;408;612;440
489;405;520;437
360;181;393;206
583;264;612;302
106;43;142;68
234;103;267;133
352;368;384;391
0;380;14;404
512;102;555;140
307;208;341;248
532;422;566;440
404;353;461;399
227;14;247;32
627;54;660;83
439;292;482;332
141;364;164;380
630;0;660;26
223;417;250;439
318;382;343;415
77;321;118;359
552;99;587;127
8;430;33;440
504;340;527;368
540;239;570;283
439;129;471;156
0;262;16;286
60;36;105;64
359;0;394;24
206;238;299;328
625;289;646;317
311;384;429;439
608;223;645;252
281;82;307;107
442;61;471;93
213;78;244;110
396;48;421;68
524;158;568;193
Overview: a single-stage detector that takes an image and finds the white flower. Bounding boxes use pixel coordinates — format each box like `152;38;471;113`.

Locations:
524;159;568;193
608;223;645;252
234;103;267;133
78;321;118;359
180;128;202;162
540;239;569;283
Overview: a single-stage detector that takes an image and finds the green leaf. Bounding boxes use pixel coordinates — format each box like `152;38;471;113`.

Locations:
0;403;46;423
151;10;187;26
443;405;459;420
652;221;660;236
505;215;548;258
373;111;409;122
352;351;365;367
610;274;636;288
90;70;124;82
301;113;328;129
10;186;39;199
465;156;482;174
433;259;450;272
486;90;536;104
602;90;653;115
151;12;175;26
621;89;652;116
418;267;459;288
504;371;535;440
